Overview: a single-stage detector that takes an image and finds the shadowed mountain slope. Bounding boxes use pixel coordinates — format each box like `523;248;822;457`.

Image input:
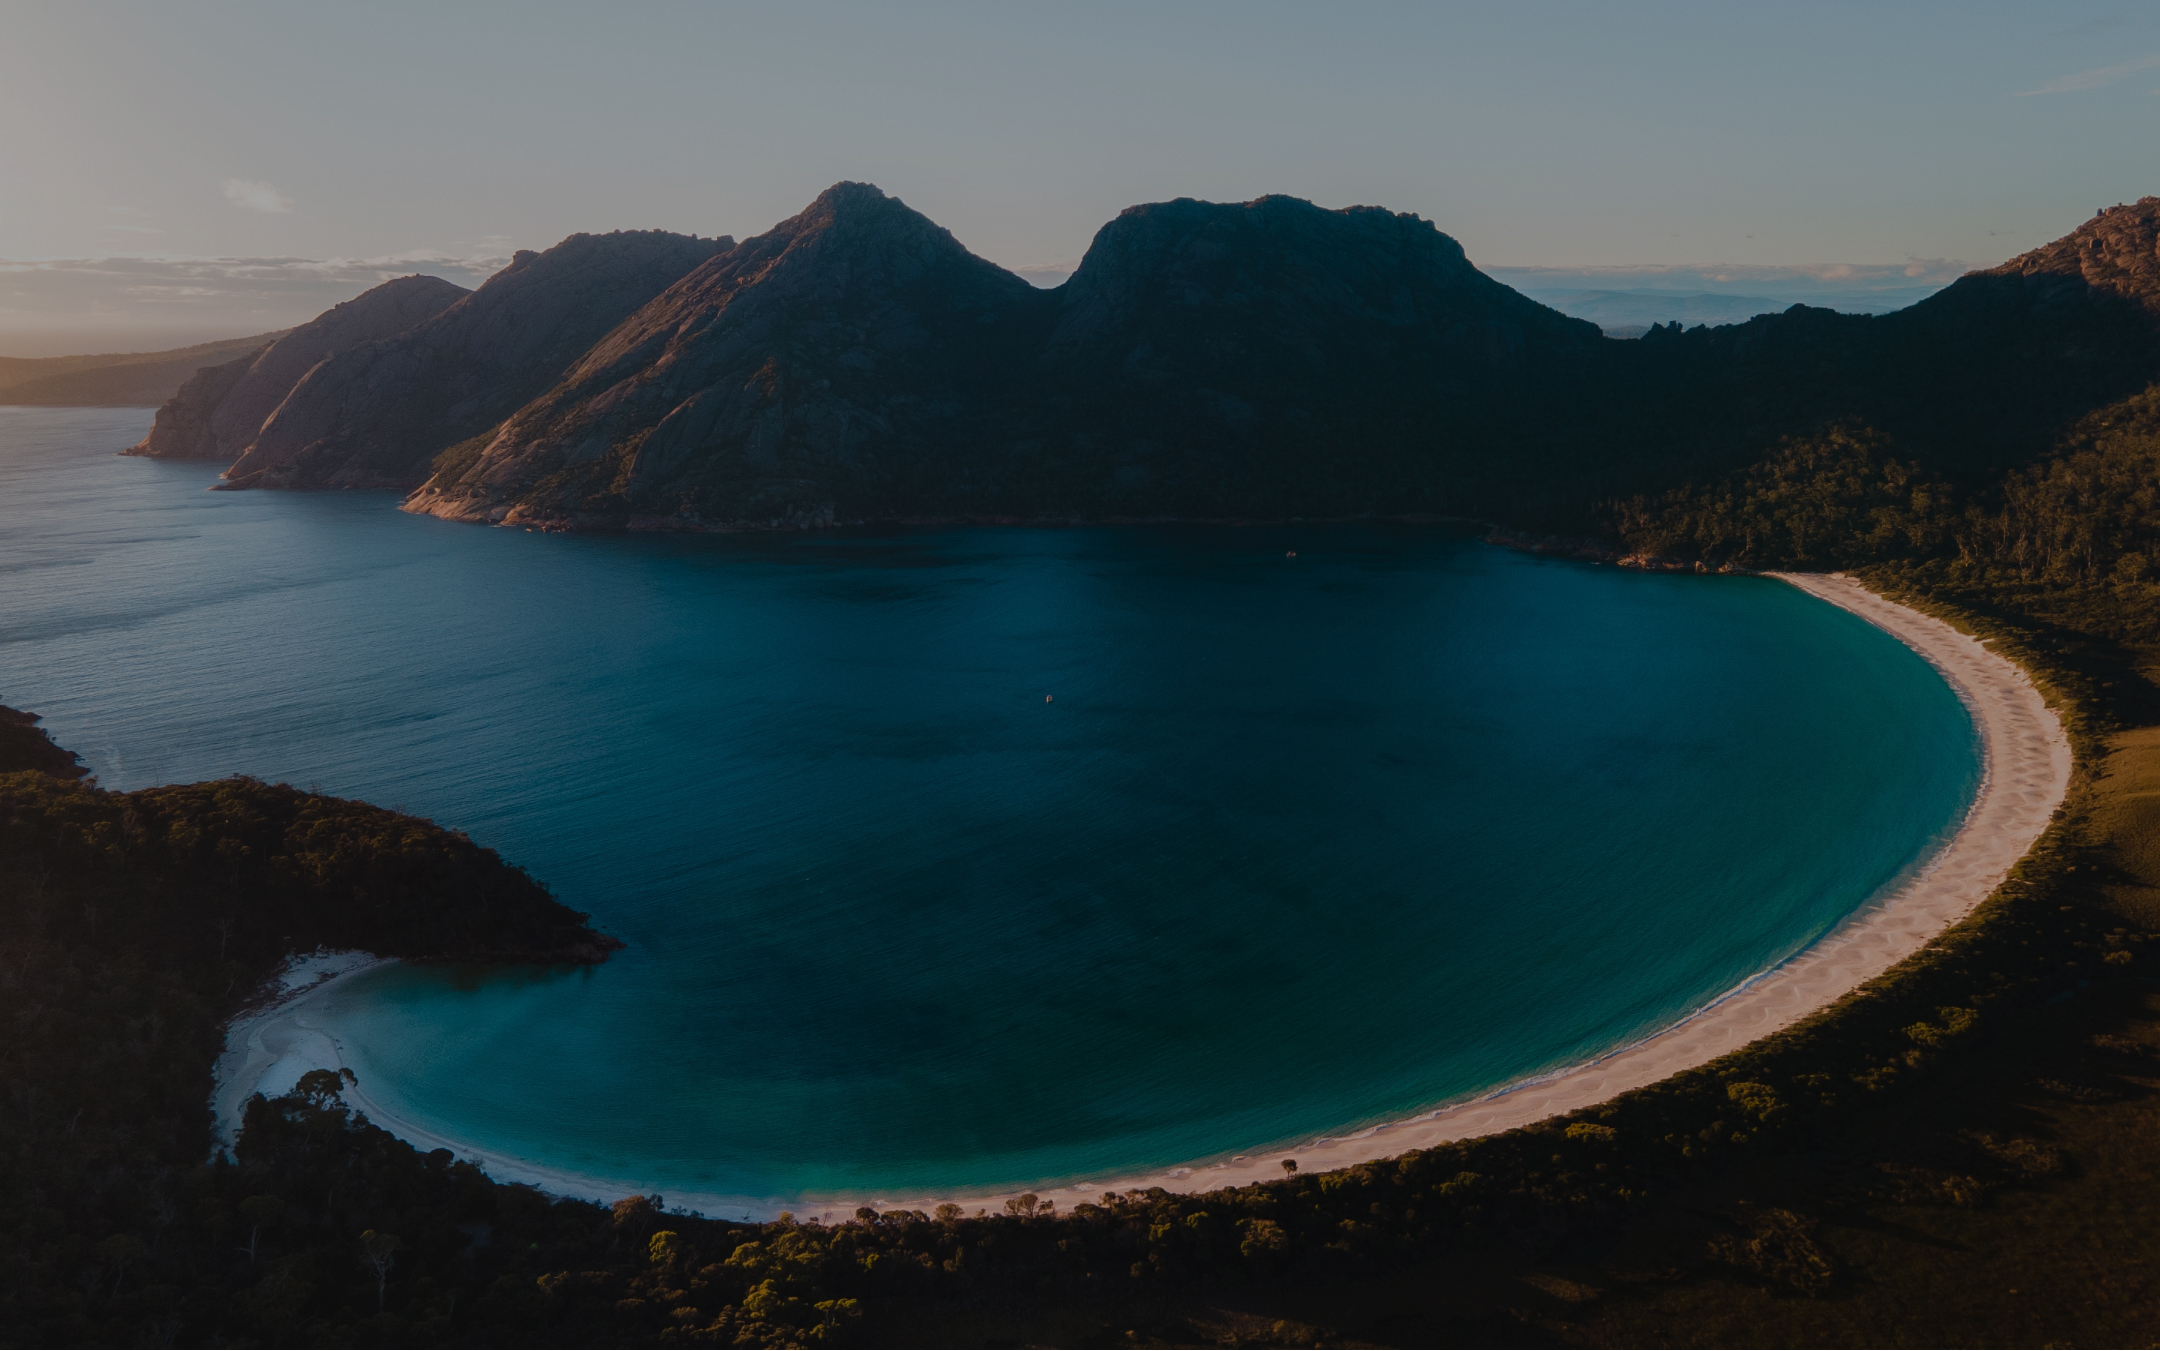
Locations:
406;183;1049;526
218;230;732;491
127;276;467;461
1538;197;2160;524
405;184;1599;527
147;187;2160;538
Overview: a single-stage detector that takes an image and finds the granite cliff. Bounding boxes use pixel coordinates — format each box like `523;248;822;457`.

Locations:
219;230;730;490
127;276;466;461
404;183;1599;528
139;186;2160;538
406;183;1048;526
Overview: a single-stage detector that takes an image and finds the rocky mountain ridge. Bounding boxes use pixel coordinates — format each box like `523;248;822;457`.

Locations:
129;275;467;461
219;230;731;490
130;186;2160;538
406;182;1604;528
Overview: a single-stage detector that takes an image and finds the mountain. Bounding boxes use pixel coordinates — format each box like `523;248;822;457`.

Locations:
0;332;287;408
406;184;1047;526
216;231;732;490
404;183;1598;527
143;186;2160;541
1602;196;2160;502
1015;192;1600;519
127;275;468;461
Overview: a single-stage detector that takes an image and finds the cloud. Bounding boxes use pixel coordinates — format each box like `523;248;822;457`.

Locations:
2016;50;2160;95
1482;261;1972;328
221;178;295;213
0;251;514;342
1483;260;1971;294
1009;261;1079;288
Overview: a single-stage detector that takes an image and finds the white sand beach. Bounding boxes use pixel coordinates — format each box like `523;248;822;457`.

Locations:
210;571;2073;1221
921;570;2071;1209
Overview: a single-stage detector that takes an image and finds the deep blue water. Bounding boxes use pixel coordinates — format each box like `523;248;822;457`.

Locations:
1;407;1980;1206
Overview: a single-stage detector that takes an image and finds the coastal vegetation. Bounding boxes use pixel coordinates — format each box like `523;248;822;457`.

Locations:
8;529;2160;1346
13;193;2160;1344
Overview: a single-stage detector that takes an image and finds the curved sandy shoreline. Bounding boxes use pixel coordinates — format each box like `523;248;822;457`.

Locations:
211;571;2071;1220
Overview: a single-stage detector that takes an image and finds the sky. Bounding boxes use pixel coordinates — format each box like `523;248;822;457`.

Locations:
2;0;2157;352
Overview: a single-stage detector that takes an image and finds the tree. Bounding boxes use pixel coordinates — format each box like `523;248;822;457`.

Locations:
1281;1159;1298;1174
97;1234;146;1298
294;1067;355;1109
359;1230;402;1311
648;1230;681;1268
237;1195;283;1267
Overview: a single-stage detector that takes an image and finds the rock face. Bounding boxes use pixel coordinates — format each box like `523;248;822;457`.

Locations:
407;184;1044;525
129;276;466;460
1978;196;2160;314
137;185;2160;533
219;231;731;490
405;183;1598;527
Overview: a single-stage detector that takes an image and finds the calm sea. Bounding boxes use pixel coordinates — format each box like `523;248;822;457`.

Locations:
0;407;1979;1207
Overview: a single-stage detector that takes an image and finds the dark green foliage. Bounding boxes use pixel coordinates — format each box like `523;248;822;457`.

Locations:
0;707;88;779
1614;423;1955;569
0;764;618;1345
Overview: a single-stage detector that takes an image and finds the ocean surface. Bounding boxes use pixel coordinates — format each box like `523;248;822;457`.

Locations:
1;407;1981;1209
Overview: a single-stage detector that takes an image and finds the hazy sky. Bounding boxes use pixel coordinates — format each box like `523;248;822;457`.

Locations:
2;1;2157;349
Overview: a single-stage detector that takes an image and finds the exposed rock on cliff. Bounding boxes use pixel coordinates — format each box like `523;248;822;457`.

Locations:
405;184;1597;528
128;276;466;460
218;231;731;490
406;184;1041;526
134;186;2160;535
1979;197;2160;315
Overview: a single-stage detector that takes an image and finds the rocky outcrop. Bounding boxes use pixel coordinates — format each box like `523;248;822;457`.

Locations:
405;184;1598;528
128;276;465;460
218;231;731;491
405;184;1040;525
1978;197;2160;314
120;347;262;458
139;184;2160;535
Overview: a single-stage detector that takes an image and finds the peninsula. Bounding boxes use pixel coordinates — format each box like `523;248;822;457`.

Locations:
14;188;2160;1345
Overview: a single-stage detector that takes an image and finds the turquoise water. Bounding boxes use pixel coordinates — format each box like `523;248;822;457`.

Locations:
1;407;1980;1206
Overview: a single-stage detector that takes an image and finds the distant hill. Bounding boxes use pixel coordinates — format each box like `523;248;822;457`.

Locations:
0;332;287;407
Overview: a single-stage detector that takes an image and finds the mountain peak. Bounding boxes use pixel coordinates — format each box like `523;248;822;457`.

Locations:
807;180;892;213
1980;196;2160;313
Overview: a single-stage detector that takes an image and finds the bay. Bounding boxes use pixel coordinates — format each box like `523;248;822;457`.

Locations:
0;407;1979;1205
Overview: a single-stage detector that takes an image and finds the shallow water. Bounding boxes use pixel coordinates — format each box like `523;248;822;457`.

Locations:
0;407;1979;1207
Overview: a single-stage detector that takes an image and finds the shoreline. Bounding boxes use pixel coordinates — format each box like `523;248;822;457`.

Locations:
211;570;2072;1220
